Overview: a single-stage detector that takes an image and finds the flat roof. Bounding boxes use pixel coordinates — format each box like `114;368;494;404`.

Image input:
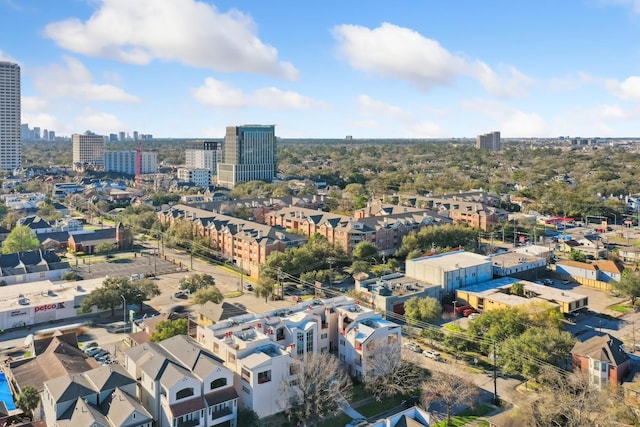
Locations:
458;278;587;304
490;252;544;268
0;277;105;311
409;251;489;271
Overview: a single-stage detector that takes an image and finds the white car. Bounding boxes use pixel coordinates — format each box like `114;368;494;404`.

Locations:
403;342;421;352
468;313;481;320
422;350;442;360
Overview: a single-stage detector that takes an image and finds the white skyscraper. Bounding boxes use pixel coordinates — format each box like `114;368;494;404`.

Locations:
0;62;22;171
72;131;105;170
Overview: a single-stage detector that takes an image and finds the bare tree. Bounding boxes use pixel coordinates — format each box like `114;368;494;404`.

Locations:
423;367;480;427
363;342;427;400
517;368;607;427
281;352;352;427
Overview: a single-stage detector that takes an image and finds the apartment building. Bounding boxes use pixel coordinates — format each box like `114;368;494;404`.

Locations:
124;334;238;427
0;61;21;171
104;150;158;175
265;206;450;256
158;204;306;276
197;296;402;418
72;131;105;171
177;168;213;188
476;131;501;150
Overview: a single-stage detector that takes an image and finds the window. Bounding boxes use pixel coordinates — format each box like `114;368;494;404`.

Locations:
242;385;250;394
228;353;236;362
340;338;345;346
258;370;272;384
321;333;327;339
306;329;314;353
176;387;194;400
213;342;219;353
210;378;227;390
297;332;304;356
241;368;251;382
276;328;285;341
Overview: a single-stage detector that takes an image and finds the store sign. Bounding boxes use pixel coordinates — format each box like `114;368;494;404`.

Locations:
10;310;27;317
34;302;65;313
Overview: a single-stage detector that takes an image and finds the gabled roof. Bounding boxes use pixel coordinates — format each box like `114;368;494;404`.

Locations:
83;364;136;393
198;301;247;323
56;397;110;427
168;396;205;418
159;362;195;389
158;334;224;373
557;259;597;270
572;333;629;366
17;215;51;229
100;387;153;427
46;374;95;403
69;229;117;246
592;260;624;274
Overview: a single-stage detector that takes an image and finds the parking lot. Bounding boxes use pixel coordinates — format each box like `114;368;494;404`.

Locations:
74;254;184;281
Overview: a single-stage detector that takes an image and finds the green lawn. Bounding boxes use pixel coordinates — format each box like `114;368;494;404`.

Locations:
431;405;495;427
609;305;631;313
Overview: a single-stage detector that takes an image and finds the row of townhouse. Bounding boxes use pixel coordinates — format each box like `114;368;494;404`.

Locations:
264;205;451;256
196;296;402;418
158;204;307;277
124;334;238;427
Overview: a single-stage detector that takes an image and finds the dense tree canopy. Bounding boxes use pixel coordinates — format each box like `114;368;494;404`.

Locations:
404;297;443;325
151;318;188;342
2;225;40;254
179;274;216;293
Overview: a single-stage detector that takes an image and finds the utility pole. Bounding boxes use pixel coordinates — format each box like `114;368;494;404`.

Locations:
493;340;499;405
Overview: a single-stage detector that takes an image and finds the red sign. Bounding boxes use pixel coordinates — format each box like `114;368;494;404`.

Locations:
35;302;65;313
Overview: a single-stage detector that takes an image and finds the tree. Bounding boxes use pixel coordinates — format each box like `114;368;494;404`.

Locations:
2;225;40;254
404;297;442;325
130;279;161;310
81;276;160;315
254;275;275;302
349;260;371;275
179;274;215;293
510;281;524;296
423;367;480;427
612;269;640;305
16;385;40;419
517;369;607;427
81;286;121;316
569;249;587;262
151;318;188;342
499;327;576;377
36;203;62;222
236;408;260;427
281;352;352;427
352;241;378;260
95;242;116;255
192;287;224;305
363;342;426;400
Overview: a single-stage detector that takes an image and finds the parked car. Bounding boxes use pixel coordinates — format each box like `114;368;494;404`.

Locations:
401;395;421;408
402;342;421;353
245;284;253;291
422;350;442;361
82;342;98;353
174;291;188;299
463;308;477;317
86;347;104;357
468;313;481;320
543;278;553;286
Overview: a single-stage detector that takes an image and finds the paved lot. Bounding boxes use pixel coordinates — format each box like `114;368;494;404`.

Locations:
74;255;183;280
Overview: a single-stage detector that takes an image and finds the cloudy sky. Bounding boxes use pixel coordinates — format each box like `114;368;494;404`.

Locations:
3;0;640;139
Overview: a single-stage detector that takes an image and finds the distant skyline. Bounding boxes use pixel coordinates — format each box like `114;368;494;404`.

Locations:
3;1;640;139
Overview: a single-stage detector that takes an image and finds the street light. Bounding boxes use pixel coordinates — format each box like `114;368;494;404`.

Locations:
120;295;126;326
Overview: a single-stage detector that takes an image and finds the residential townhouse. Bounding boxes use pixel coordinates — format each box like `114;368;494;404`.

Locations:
264;206;450;256
42;364;153;427
158;205;306;277
572;334;630;390
196;296;402;418
124;334;238;427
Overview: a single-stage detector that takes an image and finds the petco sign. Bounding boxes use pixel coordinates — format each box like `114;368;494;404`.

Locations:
34;303;65;313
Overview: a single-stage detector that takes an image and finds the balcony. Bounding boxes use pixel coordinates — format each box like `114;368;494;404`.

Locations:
176;417;201;427
210;407;232;420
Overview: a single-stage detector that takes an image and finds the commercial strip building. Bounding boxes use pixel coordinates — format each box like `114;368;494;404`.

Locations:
454;277;588;314
196;296;402;418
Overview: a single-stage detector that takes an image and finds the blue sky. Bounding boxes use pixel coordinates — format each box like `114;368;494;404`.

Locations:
3;0;640;139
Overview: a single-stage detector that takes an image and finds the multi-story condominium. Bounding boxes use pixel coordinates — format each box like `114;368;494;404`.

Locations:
197;296;402;418
476;131;501;150
406;195;507;231
177;168;212;188
186;141;221;176
104;150;158;175
217;125;276;188
124;334;238;427
0;61;22;171
265;206;451;256
158;204;307;276
72;131;105;170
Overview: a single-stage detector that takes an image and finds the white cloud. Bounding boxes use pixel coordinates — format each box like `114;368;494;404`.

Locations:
192;78;326;110
606;75;640;100
462;98;550;137
33;56;140;102
0;50;18;63
332;22;530;98
44;0;298;80
548;71;597;91
354;94;447;137
74;108;125;135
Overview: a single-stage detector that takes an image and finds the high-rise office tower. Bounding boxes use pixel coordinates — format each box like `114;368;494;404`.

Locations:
72;131;105;170
217;125;276;188
0;62;22;171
